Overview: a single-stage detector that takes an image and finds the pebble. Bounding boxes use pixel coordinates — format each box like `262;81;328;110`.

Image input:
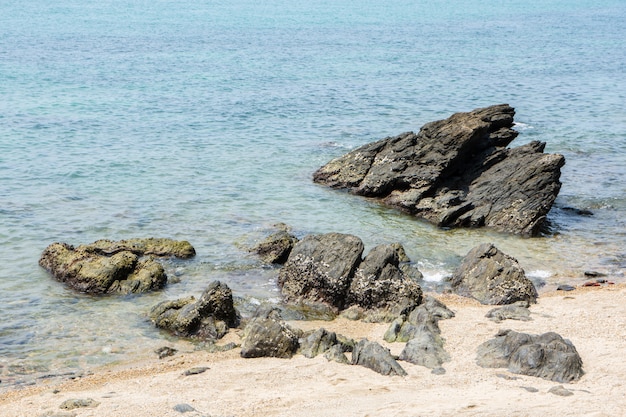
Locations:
556;284;576;291
59;398;100;410
173;403;196;413
548;385;574;396
183;367;209;376
520;386;539;393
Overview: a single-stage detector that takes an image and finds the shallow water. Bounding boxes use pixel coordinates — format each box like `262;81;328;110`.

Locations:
1;0;625;390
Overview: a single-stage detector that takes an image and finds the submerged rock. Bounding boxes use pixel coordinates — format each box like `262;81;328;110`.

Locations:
476;329;584;382
313;104;564;236
39;238;194;294
449;243;538;305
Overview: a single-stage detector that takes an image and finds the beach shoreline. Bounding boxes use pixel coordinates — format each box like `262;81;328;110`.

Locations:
3;284;625;417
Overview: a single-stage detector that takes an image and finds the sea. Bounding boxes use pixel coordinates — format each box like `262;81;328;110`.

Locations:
1;0;625;390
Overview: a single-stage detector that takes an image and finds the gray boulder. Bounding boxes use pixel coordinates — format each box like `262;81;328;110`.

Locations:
240;307;301;359
399;327;450;369
477;329;584;382
351;339;407;377
150;280;240;339
313;105;564;236
450;243;538;305
39;238;194;294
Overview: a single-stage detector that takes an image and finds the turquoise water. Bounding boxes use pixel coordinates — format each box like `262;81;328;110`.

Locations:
1;0;625;388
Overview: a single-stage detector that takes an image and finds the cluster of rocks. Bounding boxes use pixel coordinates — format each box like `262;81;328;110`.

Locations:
313;104;565;237
35;105;586;386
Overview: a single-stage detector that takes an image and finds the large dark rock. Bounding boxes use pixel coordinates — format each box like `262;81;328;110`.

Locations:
351;339;407;377
477;329;584;382
240;307;301;359
150;281;240;339
449;243;538;305
39;238;194;294
346;244;423;313
313;105;564;236
278;234;422;313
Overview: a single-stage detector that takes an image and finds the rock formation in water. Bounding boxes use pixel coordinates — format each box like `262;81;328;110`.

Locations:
39;238;195;294
313;104;565;236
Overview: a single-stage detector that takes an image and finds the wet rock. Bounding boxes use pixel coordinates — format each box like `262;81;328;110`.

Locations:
477;329;584;382
39;238;194;294
278;234;423;314
240;308;301;358
150;281;240;339
485;305;532;322
253;228;299;264
450;243;538;305
59;398;100;410
314;105;564;236
351;339;407;377
557;284;576;292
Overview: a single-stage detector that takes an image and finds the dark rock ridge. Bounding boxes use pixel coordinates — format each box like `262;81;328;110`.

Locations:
39;238;195;294
150;280;240;339
313;104;564;236
477;329;584;382
278;233;423;313
449;243;538;305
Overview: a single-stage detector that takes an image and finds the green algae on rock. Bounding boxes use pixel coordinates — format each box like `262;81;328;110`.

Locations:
39;238;195;295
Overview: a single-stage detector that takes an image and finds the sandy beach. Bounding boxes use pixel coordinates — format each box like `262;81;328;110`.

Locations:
2;284;625;417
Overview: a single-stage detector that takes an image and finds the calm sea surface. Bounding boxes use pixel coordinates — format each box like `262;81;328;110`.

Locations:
1;0;625;389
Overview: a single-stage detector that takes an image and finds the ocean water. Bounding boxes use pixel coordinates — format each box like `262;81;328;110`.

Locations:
1;0;625;389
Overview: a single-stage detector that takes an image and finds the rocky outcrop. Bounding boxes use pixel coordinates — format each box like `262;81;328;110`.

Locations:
449;243;538;305
313;105;564;236
150;281;240;339
39;238;195;294
477;329;584;382
278;233;423;313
